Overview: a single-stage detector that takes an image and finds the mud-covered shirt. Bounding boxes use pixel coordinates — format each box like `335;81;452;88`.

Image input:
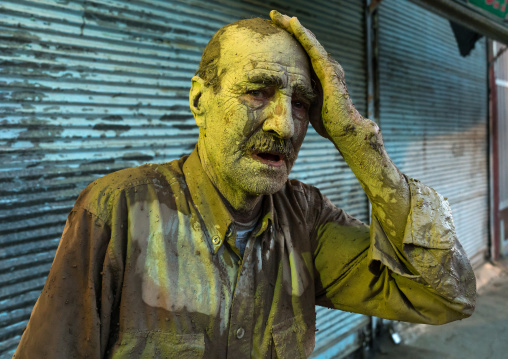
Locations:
14;148;476;359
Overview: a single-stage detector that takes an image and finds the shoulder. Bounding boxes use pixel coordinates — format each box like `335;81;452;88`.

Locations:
74;156;188;223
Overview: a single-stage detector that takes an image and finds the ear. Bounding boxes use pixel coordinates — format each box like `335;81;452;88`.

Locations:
189;76;208;129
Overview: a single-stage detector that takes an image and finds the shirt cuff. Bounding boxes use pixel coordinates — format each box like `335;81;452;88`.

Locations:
368;177;457;278
402;178;456;250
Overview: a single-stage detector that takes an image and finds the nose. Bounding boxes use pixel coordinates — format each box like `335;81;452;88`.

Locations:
262;95;294;139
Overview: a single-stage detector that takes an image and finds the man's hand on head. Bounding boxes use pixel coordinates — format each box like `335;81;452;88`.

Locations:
270;10;366;144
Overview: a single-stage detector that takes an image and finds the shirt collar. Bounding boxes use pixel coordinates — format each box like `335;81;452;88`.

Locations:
254;194;274;238
183;146;274;254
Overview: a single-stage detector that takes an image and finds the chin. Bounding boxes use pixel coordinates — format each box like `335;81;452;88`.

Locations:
242;173;288;196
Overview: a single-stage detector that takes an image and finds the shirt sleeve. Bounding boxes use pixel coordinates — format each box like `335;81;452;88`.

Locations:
311;177;476;325
13;205;123;359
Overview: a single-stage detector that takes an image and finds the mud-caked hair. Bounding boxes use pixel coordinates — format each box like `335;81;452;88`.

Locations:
195;18;285;93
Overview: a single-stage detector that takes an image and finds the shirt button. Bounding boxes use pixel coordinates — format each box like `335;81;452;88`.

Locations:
226;226;233;237
212;235;220;245
236;327;245;339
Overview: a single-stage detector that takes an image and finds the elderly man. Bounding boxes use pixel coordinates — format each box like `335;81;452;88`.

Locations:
15;11;475;359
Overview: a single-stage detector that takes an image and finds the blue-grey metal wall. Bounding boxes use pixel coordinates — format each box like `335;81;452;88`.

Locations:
0;0;369;357
377;0;489;266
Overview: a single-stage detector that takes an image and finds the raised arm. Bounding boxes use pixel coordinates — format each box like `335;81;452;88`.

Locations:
271;10;476;323
270;10;409;244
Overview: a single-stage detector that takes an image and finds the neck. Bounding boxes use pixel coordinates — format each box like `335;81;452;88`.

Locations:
221;192;263;223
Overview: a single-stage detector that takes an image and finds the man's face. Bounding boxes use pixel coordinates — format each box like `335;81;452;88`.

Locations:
198;27;314;197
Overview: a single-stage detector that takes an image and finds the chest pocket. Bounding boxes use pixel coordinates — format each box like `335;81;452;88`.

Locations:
109;332;205;359
271;311;316;359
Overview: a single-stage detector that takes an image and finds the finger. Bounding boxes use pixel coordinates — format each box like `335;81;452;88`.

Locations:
289;17;328;66
290;17;346;81
270;10;294;35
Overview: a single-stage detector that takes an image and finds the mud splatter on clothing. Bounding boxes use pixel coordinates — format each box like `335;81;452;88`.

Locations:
14;148;475;358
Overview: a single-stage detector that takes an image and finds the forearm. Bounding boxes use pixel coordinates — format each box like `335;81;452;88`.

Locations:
324;92;410;243
312;182;476;324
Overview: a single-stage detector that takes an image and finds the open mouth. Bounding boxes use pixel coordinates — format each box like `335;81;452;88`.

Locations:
252;152;285;167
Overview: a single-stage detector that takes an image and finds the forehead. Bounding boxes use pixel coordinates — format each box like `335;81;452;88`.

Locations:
219;28;311;81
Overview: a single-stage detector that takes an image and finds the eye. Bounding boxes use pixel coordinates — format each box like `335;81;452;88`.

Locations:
247;89;263;98
292;99;309;111
293;101;304;109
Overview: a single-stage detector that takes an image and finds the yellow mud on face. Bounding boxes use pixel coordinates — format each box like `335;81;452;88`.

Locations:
191;26;312;214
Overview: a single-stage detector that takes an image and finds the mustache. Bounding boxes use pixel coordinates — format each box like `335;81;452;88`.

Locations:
240;131;296;162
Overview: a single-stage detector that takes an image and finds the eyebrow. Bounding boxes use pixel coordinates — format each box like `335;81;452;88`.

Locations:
235;72;317;103
293;83;317;104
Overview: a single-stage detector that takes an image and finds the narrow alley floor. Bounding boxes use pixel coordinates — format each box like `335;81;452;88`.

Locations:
370;258;508;359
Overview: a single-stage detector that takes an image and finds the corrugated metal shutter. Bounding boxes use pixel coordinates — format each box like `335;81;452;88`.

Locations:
377;0;489;266
0;0;368;356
